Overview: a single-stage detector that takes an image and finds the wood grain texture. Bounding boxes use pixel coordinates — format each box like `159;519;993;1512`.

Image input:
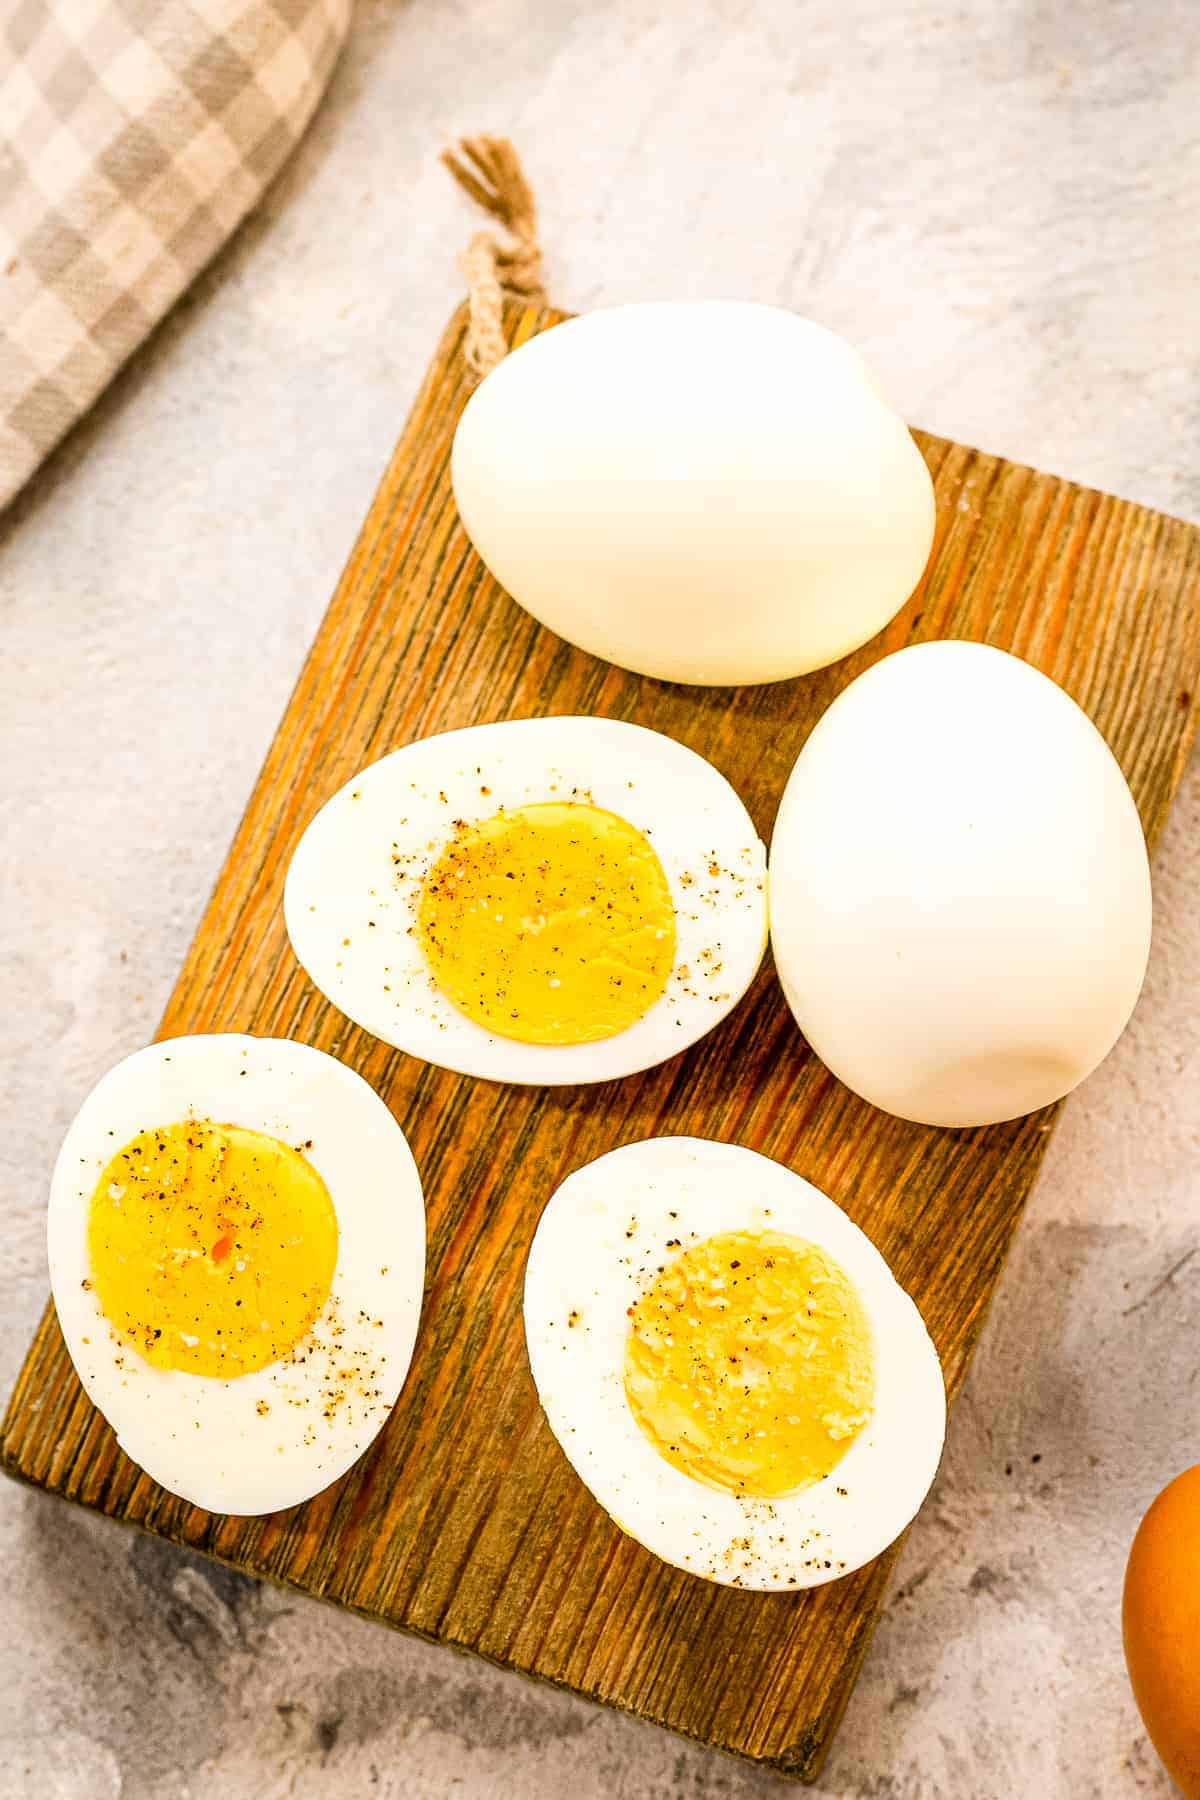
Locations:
4;302;1199;1781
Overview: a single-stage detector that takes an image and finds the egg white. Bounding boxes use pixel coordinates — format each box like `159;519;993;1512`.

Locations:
48;1034;425;1516
283;717;768;1085
451;302;935;685
768;640;1153;1126
523;1137;945;1590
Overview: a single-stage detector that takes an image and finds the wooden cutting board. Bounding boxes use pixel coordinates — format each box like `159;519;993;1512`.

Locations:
4;303;1199;1781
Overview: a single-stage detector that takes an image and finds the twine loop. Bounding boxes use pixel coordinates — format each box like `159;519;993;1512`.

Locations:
442;136;545;377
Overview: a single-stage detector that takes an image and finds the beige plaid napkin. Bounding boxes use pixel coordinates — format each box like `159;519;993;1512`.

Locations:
0;0;351;510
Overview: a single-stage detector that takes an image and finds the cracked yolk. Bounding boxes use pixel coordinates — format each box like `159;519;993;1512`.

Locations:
87;1119;338;1378
624;1230;875;1498
416;802;677;1045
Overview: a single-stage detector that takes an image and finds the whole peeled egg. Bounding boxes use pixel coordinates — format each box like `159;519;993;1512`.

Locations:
769;640;1152;1127
451;302;935;686
1123;1466;1200;1796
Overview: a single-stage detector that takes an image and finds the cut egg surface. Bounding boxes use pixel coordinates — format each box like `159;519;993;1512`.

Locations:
48;1034;425;1515
523;1137;945;1589
284;717;767;1085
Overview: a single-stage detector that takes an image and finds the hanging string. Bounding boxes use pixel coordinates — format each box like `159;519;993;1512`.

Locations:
441;136;546;377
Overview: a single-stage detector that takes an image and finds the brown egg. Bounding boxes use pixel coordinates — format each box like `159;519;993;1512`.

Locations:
1123;1464;1200;1797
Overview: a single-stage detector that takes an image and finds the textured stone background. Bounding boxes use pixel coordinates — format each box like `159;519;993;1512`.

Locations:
2;1;1197;1794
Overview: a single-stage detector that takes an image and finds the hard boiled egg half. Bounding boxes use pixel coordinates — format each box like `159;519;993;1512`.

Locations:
49;1034;425;1515
524;1137;945;1589
452;302;935;686
285;717;767;1084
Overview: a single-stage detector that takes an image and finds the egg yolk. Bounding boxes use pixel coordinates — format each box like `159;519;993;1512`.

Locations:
624;1230;875;1498
416;802;677;1045
86;1119;338;1378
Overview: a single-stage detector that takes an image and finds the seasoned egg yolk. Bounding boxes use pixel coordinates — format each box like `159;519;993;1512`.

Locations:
624;1230;875;1498
87;1120;338;1378
416;802;677;1045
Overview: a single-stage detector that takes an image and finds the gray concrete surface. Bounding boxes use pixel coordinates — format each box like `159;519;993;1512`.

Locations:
2;0;1197;1794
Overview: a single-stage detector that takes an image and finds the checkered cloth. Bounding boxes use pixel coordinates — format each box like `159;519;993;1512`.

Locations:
0;0;351;509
